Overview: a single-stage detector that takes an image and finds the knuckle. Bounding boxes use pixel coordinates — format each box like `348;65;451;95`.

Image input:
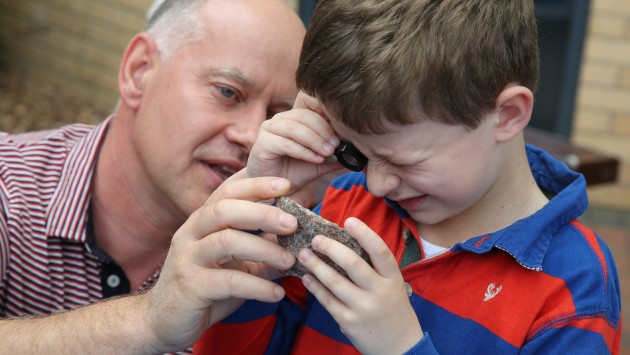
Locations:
354;298;373;315
207;199;232;219
307;130;324;144
342;253;363;271
261;118;276;129
258;205;276;223
338;308;359;326
278;137;295;152
325;270;344;289
209;229;234;252
373;243;391;261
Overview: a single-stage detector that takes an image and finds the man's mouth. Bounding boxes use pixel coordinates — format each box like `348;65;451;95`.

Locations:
208;164;239;180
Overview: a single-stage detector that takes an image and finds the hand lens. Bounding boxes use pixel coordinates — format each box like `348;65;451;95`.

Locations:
334;141;368;171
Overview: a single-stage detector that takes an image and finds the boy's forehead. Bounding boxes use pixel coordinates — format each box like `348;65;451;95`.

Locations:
318;96;430;138
318;104;343;131
320;103;401;141
319;103;336;124
319;104;355;139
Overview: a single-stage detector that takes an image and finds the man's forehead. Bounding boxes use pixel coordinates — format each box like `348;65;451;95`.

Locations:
208;67;254;86
207;66;295;110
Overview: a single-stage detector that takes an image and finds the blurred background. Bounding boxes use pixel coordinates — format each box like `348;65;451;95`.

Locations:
0;0;628;351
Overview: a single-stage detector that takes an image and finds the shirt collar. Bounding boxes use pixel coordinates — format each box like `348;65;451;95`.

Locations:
457;144;588;271
45;116;113;242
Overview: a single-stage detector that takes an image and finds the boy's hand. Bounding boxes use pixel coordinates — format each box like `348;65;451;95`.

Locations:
247;92;343;191
297;217;423;355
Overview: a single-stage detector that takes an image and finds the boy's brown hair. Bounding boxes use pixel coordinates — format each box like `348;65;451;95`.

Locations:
296;0;539;134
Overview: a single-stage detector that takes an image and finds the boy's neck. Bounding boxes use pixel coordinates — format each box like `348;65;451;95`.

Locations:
419;141;549;247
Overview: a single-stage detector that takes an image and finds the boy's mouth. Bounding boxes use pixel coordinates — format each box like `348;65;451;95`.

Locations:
397;195;428;212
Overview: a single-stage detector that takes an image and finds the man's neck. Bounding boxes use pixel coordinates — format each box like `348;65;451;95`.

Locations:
89;116;183;290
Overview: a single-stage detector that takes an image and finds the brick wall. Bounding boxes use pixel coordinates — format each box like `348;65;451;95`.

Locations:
0;0;298;112
0;0;154;112
0;0;628;210
575;0;630;210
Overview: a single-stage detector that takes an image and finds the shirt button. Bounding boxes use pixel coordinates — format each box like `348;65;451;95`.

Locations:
405;282;413;297
403;228;411;243
107;274;121;288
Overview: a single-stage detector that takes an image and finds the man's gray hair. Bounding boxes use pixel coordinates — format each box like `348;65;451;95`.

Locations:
145;0;207;61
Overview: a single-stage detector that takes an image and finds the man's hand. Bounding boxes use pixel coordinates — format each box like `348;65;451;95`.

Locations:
0;173;301;354
145;172;301;352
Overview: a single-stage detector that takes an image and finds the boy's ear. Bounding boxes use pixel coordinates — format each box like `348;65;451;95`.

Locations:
494;85;534;142
118;33;159;110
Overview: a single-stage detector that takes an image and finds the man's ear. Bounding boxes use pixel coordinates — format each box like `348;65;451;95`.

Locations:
118;33;159;110
494;85;534;142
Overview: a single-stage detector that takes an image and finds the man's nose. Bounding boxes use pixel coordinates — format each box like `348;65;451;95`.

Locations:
224;106;267;152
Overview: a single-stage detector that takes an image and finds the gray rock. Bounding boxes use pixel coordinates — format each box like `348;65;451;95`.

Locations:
275;196;370;279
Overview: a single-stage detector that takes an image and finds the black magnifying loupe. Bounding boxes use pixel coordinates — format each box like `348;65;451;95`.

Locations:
334;141;368;171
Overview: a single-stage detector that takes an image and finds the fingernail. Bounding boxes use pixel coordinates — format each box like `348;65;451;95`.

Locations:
283;251;295;267
329;135;340;147
271;178;289;191
279;213;296;228
322;142;334;155
311;235;322;247
298;248;312;262
345;217;357;229
274;285;286;300
302;274;313;286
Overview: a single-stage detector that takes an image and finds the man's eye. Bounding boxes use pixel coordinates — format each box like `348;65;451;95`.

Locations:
219;87;236;99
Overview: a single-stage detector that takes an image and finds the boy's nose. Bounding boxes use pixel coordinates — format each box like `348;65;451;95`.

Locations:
365;164;401;198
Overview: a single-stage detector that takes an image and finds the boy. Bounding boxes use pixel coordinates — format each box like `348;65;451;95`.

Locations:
196;0;621;353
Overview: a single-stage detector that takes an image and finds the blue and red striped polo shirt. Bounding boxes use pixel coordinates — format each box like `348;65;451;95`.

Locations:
196;144;621;354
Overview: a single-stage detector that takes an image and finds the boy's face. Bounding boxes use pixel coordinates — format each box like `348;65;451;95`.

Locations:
328;111;505;226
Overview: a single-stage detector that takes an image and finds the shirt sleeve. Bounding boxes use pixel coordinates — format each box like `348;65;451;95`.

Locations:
522;236;622;354
520;315;621;354
403;332;439;355
0;136;12;291
0;175;10;292
194;276;310;354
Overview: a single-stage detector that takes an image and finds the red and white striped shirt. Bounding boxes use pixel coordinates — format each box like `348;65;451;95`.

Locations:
0;117;158;317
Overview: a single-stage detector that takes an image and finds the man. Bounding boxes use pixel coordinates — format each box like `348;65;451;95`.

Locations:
0;0;305;352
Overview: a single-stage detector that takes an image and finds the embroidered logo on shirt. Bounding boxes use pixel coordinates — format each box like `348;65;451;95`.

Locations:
483;283;502;301
474;235;490;248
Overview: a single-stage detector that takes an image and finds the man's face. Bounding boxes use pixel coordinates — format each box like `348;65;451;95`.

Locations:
132;0;305;218
329;112;505;228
